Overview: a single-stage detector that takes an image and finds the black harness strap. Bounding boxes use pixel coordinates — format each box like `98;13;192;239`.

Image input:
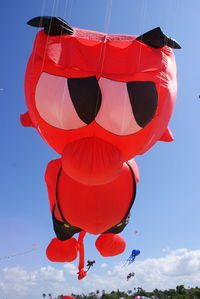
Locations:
55;167;69;223
124;161;137;217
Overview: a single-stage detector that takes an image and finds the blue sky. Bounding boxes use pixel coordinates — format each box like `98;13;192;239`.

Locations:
1;0;200;298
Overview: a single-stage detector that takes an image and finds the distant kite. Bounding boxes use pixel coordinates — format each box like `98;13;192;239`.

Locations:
86;260;95;272
127;272;135;281
127;249;140;264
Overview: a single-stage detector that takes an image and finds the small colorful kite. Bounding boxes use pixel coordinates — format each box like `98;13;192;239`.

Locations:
127;249;140;264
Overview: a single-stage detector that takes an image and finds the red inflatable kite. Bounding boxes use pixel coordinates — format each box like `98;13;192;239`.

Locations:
21;16;180;279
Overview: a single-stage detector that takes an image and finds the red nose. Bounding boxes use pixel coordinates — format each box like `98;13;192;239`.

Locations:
61;136;123;185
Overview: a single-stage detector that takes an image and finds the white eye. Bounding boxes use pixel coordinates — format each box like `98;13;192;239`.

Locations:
35;72;87;130
95;77;142;135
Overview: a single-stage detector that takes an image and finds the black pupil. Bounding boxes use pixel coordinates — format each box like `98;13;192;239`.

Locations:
68;76;158;127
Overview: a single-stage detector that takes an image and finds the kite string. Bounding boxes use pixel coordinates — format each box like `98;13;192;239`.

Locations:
28;0;47;77
29;0;57;85
63;0;74;23
0;244;37;261
153;0;179;141
57;0;74;123
135;0;147;71
94;0;113;118
99;0;113;77
136;0;177;149
39;0;57;74
103;0;113;35
119;0;147;136
92;0;113;124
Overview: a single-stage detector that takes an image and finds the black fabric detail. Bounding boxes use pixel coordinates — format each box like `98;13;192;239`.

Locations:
68;76;102;124
52;206;82;241
127;81;158;128
103;214;131;234
124;162;137;214
103;162;137;234
136;27;181;49
27;16;73;36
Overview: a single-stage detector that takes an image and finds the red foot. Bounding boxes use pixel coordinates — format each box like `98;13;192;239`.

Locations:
77;269;87;280
46;237;78;262
95;233;126;257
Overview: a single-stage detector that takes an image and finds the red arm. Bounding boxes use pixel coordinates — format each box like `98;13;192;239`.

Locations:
20;112;35;127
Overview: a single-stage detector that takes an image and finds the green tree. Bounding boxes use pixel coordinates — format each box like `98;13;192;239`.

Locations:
103;293;118;299
176;285;186;295
87;292;98;299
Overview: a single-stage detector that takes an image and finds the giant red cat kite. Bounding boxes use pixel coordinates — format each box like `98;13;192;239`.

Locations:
21;16;180;279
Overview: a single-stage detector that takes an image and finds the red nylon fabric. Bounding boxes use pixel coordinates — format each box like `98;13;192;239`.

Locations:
23;25;178;270
77;231;87;280
24;28;177;159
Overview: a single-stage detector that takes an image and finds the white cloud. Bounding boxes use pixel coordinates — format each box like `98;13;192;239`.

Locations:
63;263;77;275
0;264;80;299
162;247;171;253
1;249;200;299
38;266;65;281
100;263;107;268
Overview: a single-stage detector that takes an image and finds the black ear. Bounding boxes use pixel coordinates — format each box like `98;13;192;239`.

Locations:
136;27;181;49
27;16;73;36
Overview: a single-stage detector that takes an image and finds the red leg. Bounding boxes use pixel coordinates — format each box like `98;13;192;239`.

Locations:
46;237;78;262
95;233;126;257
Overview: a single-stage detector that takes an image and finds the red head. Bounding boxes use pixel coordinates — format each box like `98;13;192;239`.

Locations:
22;16;180;185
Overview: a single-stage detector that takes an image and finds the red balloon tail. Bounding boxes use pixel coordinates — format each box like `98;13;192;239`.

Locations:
77;231;87;280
